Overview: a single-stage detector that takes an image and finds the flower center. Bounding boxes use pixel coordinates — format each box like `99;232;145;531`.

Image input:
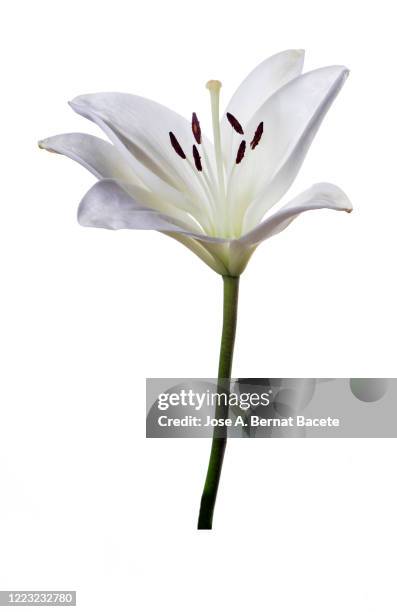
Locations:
168;81;265;237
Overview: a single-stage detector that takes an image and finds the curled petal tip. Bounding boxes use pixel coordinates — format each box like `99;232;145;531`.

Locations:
284;49;305;63
38;138;53;152
339;66;350;81
342;194;353;213
68;97;85;111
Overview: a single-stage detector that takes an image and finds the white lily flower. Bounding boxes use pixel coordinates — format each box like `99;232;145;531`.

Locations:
39;50;352;277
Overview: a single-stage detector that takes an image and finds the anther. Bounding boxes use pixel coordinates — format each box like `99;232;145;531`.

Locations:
250;122;264;149
226;112;244;135
169;132;186;159
236;140;246;164
192;113;202;145
192;145;202;172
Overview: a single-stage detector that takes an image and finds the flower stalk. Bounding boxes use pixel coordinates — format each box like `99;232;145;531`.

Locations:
197;275;239;529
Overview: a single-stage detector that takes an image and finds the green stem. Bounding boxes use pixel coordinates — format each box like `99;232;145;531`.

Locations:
197;275;240;530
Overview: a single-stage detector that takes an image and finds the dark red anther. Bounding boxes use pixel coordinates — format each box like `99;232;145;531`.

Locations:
226;112;244;134
192;145;202;171
236;140;246;164
192;112;202;145
250;122;264;149
169;132;186;159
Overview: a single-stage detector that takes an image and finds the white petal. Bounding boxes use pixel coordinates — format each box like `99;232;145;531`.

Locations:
78;179;196;232
78;179;228;274
119;182;205;234
228;66;349;231
222;50;305;168
70;93;215;218
237;183;352;247
38;133;141;184
78;179;227;241
39;133;206;233
168;234;229;275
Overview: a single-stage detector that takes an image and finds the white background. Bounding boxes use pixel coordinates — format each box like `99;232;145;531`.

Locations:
1;0;396;610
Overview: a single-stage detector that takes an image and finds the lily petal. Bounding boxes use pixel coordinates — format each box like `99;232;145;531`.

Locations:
70;93;216;218
168;234;229;275
222;49;305;169
238;183;352;247
40;133;207;234
78;179;199;233
78;179;229;241
38;133;141;184
227;66;349;231
78;179;228;273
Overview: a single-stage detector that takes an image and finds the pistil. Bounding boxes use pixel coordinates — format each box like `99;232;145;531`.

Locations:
206;80;226;203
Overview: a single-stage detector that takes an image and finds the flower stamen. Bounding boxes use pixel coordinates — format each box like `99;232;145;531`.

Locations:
192;113;202;145
192;145;202;172
236;140;246;164
169;132;186;159
226;112;244;134
250;122;264;149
